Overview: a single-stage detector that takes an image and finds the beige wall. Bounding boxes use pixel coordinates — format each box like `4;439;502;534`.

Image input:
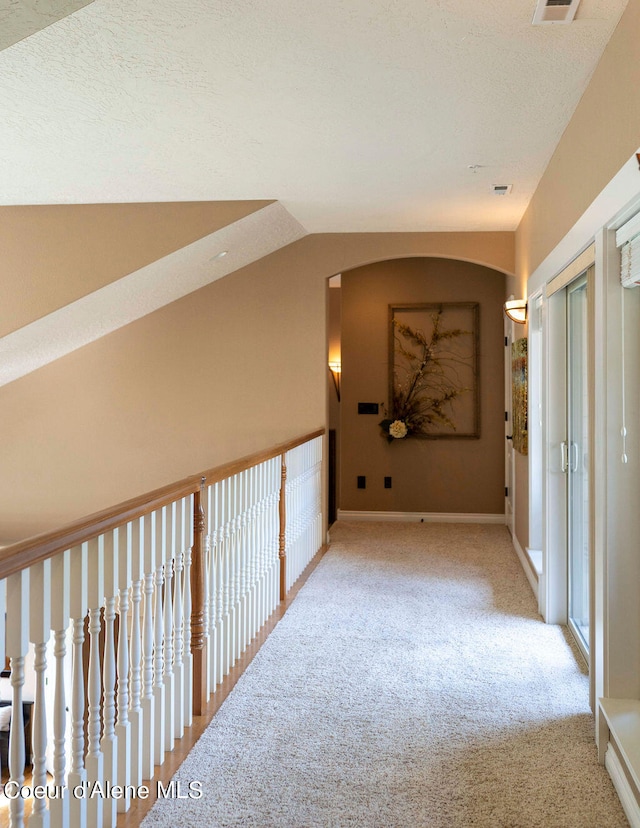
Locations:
0;200;270;337
340;258;505;514
0;229;514;544
515;0;640;290
0;245;325;543
512;0;640;553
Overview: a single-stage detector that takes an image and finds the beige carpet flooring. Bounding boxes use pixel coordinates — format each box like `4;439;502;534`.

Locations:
142;521;628;827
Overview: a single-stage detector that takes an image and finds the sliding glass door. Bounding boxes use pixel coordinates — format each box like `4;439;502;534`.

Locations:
566;275;589;657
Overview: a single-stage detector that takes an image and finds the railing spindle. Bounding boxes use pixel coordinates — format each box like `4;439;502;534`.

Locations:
190;485;206;715
68;543;88;828
101;532;118;828
85;536;104;828
50;550;71;828
279;454;287;601
129;519;144;789
116;525;131;813
141;513;156;780
152;508;166;765
6;569;28;828
163;506;175;753
28;559;51;828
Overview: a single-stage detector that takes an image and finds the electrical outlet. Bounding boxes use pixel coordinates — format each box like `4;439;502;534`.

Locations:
384;476;392;489
357;475;366;489
358;402;379;415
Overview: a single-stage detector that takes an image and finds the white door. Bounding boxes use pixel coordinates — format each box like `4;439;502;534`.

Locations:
566;274;590;659
504;313;514;535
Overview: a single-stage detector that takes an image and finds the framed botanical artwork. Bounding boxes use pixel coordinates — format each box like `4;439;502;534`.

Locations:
382;302;480;441
511;337;528;455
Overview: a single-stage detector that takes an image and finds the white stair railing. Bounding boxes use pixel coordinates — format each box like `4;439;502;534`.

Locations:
0;429;324;828
285;435;324;592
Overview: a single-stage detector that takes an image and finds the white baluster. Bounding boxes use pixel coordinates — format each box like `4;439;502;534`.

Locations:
214;483;224;688
115;525;131;813
260;462;269;626
100;532;118;828
0;577;5;691
141;513;156;781
153;508;166;765
0;580;4;781
222;495;232;677
163;505;175;753
183;497;194;727
7;569;28;828
128;519;143;790
84;538;104;828
50;551;70;828
183;544;194;727
173;499;185;741
228;479;237;667
272;460;279;611
266;460;275;618
254;467;262;631
240;471;249;652
246;469;255;646
28;559;51;828
206;485;217;694
259;466;269;626
68;543;88;828
212;527;222;690
236;475;245;657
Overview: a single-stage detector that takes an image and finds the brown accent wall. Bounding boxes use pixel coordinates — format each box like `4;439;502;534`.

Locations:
340;258;505;514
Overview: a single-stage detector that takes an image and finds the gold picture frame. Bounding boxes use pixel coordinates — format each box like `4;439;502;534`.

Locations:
387;302;480;439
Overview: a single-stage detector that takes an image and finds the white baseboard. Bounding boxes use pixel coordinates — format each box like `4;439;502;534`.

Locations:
511;533;539;599
526;548;543;576
605;744;640;828
337;510;506;525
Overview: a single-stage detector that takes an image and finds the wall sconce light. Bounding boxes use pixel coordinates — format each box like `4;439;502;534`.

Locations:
328;360;341;401
504;299;527;324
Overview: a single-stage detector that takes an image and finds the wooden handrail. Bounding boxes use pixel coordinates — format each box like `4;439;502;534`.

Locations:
0;428;325;581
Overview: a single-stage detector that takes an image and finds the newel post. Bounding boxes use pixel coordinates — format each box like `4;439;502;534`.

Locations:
191;478;207;715
279;454;287;601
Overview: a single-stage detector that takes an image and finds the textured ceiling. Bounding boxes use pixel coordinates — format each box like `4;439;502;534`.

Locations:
0;0;96;51
0;0;628;232
0;0;629;384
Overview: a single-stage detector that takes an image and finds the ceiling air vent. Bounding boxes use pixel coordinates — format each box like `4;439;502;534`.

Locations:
492;184;512;196
532;0;581;24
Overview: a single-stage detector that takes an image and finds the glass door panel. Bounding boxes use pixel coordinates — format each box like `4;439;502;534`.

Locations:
567;276;589;656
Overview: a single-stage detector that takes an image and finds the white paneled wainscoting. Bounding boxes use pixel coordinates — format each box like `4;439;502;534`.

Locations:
0;430;324;828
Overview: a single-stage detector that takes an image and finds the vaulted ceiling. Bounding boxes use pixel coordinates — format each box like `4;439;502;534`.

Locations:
0;0;629;384
1;0;628;231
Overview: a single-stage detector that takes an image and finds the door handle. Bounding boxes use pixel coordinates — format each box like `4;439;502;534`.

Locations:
561;440;569;473
571;442;579;473
506;435;513;440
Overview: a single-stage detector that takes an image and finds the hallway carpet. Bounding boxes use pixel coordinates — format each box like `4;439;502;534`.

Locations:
142;522;628;828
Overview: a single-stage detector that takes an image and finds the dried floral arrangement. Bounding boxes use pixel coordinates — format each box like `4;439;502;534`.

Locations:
380;308;473;442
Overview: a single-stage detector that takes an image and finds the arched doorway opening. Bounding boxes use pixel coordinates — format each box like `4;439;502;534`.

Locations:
328;256;508;524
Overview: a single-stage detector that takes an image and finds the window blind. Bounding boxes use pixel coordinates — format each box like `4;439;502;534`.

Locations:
616;212;640;289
